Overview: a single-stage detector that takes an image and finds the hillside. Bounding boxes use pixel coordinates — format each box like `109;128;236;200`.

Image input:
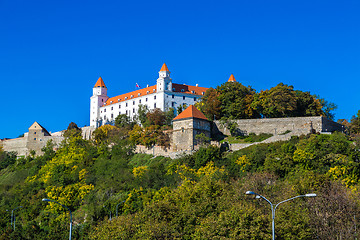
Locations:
1;131;360;239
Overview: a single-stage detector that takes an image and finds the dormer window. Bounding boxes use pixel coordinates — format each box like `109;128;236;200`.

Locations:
138;93;141;96
191;90;195;94
202;92;205;95
147;91;150;94
130;95;133;98
153;89;156;92
118;99;120;102
125;97;128;100
110;101;113;104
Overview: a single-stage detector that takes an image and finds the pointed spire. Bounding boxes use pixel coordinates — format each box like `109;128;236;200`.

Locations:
94;77;107;88
173;105;208;121
228;74;236;82
159;63;170;72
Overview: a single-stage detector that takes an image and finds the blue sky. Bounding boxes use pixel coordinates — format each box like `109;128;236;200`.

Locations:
0;0;359;139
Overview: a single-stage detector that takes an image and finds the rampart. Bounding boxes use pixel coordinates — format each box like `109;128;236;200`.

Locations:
212;116;344;136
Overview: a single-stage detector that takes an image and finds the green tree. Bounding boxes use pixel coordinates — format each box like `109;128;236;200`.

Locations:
197;88;221;120
217;81;258;119
135;104;149;126
63;122;82;138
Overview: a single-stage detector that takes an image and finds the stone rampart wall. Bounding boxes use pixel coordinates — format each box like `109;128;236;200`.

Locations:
2;137;28;156
213;116;343;136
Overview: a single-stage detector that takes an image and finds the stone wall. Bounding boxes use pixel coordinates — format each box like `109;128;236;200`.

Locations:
1;137;28;156
213;116;343;137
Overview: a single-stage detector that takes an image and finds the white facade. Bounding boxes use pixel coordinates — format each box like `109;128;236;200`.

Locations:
90;64;208;127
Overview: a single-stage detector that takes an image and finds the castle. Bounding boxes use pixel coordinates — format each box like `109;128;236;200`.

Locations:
90;63;209;127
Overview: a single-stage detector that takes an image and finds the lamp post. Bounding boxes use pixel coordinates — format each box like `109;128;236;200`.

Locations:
6;206;23;231
245;191;316;240
42;199;72;240
103;205;112;221
116;201;125;217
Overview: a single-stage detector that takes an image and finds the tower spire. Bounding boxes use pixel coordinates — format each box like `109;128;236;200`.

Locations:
94;77;107;88
159;63;170;73
227;74;236;82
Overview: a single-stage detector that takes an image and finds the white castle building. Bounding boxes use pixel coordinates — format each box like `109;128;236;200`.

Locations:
90;63;210;127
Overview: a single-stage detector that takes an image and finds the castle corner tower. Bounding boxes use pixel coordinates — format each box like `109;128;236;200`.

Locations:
157;63;172;92
90;77;109;127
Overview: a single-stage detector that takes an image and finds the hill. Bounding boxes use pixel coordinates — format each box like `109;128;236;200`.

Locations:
1;131;360;239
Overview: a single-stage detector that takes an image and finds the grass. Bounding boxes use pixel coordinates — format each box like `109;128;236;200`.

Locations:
220;133;273;144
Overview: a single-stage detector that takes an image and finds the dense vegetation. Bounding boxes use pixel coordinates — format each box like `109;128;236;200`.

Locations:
197;82;337;120
1;122;360;239
1;82;359;239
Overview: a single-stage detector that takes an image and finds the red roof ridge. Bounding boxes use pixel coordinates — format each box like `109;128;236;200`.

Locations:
173;105;208;121
104;85;157;106
94;77;107;88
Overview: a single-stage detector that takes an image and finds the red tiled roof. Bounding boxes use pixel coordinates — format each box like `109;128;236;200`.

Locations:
159;63;170;72
104;85;157;106
103;84;209;107
94;77;107;88
173;105;208;121
228;74;236;82
172;83;208;96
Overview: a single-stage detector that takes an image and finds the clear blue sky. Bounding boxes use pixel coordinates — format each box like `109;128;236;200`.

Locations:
1;0;359;139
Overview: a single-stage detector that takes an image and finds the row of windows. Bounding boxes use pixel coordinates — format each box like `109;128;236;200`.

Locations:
101;103;157;120
102;97;154;113
106;90;157;105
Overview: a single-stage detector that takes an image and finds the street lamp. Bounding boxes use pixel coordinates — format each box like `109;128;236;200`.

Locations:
6;206;23;231
245;191;316;240
116;201;125;217
42;198;72;240
103;205;112;221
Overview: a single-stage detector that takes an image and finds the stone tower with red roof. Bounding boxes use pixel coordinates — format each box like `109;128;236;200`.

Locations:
172;105;211;151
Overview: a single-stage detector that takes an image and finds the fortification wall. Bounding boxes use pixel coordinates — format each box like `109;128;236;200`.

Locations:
2;137;28;156
213;116;343;136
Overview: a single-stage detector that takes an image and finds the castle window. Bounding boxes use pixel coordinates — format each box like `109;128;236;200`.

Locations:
146;98;148;102
133;109;135;113
154;103;156;108
172;88;175;91
119;105;121;108
102;99;104;102
194;97;196;101
139;99;141;103
191;90;195;94
172;94;174;98
202;92;205;95
181;89;184;92
133;101;135;105
172;102;175;107
126;103;128;107
154;95;156;100
183;96;185;100
126;110;128;115
104;109;106;112
111;114;113;118
111;107;113;110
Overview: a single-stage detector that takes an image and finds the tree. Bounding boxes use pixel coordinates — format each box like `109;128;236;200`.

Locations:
217;81;258;119
317;96;337;120
350;110;360;135
115;114;134;129
146;108;166;126
197;88;221;120
252;83;297;118
63;122;82;138
135;104;149;126
92;125;121;145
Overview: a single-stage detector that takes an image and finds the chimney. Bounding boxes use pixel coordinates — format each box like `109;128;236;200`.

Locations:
147;84;149;87
196;84;198;87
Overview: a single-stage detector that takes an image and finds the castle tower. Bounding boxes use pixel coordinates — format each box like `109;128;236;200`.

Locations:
227;74;237;82
90;77;109;127
157;63;172;92
172;105;211;151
